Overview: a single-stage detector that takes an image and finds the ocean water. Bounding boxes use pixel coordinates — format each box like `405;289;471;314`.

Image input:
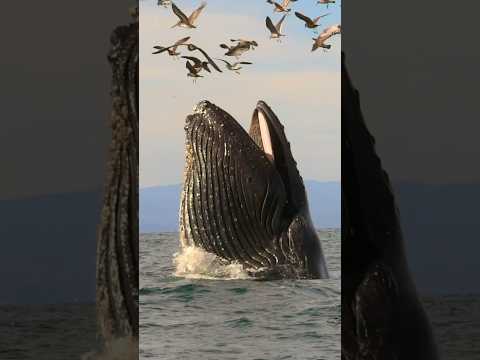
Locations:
423;294;480;360
140;230;341;360
0;303;98;360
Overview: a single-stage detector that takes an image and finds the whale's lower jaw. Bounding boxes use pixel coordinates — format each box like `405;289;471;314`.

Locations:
179;100;329;280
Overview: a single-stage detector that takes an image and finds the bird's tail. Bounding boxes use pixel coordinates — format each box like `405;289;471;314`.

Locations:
220;44;229;49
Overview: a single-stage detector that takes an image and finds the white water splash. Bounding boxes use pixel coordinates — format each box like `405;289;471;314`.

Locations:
80;337;138;360
173;245;251;280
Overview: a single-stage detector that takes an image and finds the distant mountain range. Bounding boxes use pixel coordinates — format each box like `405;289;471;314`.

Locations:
140;181;341;233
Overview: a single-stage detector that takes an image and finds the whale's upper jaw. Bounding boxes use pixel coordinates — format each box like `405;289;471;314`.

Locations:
250;101;308;214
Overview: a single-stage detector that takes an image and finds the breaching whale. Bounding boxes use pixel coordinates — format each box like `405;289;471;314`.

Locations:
342;53;439;359
179;100;328;279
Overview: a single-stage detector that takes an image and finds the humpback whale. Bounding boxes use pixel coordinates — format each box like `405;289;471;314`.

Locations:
179;100;328;279
342;53;438;359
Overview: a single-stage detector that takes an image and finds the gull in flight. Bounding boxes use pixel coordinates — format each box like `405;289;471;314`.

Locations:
185;61;203;83
171;2;207;29
181;56;211;74
215;59;253;74
265;15;287;41
157;0;171;7
294;12;330;31
220;42;252;59
317;0;335;8
311;24;341;52
267;0;297;13
230;39;258;50
152;36;191;58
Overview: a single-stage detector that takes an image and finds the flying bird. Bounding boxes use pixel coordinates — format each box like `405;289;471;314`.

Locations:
185;61;203;82
267;0;297;13
171;2;207;29
265;15;287;41
215;59;252;74
317;0;335;8
152;36;191;57
181;56;211;73
230;39;258;50
220;42;252;58
311;24;341;52
294;12;329;30
157;0;171;7
186;43;222;72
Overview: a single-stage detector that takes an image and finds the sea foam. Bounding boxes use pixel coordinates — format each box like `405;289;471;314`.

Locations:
173;245;250;280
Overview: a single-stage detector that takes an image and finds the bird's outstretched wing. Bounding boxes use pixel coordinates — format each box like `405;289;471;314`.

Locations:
273;2;284;11
181;56;202;67
215;58;231;67
320;24;341;38
172;2;189;23
239;62;253;65
313;13;330;23
186;60;196;73
188;44;223;72
189;2;207;23
152;45;170;54
265;16;277;34
276;14;287;31
174;36;191;46
295;11;313;24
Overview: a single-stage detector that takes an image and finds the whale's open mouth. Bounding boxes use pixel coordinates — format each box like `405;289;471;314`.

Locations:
180;100;317;276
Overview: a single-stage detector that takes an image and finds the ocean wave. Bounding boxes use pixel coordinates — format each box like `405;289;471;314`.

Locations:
173;245;251;280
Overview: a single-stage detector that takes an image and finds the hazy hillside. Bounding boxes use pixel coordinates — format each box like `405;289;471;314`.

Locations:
140;181;341;233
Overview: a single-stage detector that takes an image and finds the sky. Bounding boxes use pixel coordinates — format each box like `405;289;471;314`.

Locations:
140;0;341;187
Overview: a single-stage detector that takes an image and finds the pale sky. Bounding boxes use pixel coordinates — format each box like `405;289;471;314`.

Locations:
140;0;341;187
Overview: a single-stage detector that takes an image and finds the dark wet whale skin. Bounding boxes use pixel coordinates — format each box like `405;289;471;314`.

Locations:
342;53;438;359
179;100;328;279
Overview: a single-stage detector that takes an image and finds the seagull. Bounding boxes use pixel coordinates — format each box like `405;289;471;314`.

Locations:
311;24;341;52
157;0;171;7
152;36;191;57
230;39;258;50
219;42;252;58
267;0;297;13
186;43;223;72
215;59;252;74
294;12;330;30
185;61;203;83
265;15;287;41
171;2;207;29
181;56;211;73
317;0;335;8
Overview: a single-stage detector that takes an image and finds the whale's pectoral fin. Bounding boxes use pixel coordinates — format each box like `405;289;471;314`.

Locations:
354;262;399;359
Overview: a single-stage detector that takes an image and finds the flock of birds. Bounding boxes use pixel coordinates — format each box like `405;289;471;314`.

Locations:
152;0;341;83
